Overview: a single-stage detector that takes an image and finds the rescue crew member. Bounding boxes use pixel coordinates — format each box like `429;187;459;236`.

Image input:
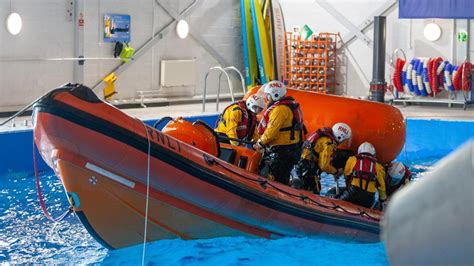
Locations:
386;161;412;197
215;94;264;146
339;142;387;209
253;80;305;185
290;122;352;194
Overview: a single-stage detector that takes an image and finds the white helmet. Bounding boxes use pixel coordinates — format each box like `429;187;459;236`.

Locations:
245;94;265;113
263;80;286;101
358;142;376;156
388;162;406;183
332;122;352;143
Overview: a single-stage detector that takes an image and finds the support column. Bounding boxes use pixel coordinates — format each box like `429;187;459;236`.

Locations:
369;16;386;103
73;0;85;84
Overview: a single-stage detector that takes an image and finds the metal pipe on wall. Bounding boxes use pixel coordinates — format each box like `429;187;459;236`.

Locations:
369;16;387;103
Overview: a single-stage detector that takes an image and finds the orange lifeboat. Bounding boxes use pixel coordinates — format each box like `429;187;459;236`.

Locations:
246;86;405;163
33;84;382;249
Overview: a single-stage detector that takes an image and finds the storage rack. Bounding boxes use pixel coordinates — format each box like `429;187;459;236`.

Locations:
285;32;338;94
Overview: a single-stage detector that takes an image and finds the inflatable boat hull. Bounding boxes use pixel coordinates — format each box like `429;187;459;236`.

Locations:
33;85;381;249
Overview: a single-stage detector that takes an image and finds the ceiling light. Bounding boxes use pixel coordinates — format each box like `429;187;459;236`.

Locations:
6;12;22;35
176;20;189;39
424;23;441;42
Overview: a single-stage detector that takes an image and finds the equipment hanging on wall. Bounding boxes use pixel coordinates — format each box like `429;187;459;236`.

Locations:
102;72;117;100
119;43;135;63
113;42;124;58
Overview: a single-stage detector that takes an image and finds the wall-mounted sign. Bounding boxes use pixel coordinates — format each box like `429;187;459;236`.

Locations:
457;31;468;43
78;12;84;27
104;14;131;42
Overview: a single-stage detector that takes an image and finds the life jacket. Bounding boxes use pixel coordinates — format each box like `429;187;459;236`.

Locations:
218;101;257;140
257;96;305;141
302;127;337;159
352;154;377;191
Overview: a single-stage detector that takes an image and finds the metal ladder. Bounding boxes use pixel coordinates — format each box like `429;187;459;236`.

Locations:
202;66;246;112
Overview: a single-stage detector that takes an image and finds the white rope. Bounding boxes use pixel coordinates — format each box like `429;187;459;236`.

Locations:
141;121;152;266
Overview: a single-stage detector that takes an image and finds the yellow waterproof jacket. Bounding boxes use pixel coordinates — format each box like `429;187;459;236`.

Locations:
344;156;387;200
259;105;302;146
300;136;338;175
215;103;258;145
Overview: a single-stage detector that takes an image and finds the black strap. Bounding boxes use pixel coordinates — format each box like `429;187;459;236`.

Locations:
280;123;304;141
352;171;376;191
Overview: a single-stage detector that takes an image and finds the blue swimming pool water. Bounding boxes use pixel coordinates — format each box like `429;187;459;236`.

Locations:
0;159;435;265
2;117;470;264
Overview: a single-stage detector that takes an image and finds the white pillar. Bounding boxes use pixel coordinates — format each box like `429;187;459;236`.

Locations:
73;0;85;84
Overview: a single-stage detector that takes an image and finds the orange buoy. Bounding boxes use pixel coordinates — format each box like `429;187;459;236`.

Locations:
246;87;405;163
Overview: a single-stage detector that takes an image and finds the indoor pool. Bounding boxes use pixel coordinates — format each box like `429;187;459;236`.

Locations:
0;159;434;265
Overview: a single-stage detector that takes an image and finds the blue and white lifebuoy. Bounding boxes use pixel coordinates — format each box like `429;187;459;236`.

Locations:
416;59;427;96
422;58;432;95
444;63;454;92
437;60;448;91
412;59;421;95
406;59;416;93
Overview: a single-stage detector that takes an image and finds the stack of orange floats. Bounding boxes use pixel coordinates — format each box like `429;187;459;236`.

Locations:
392;57;472;96
33;84;405;249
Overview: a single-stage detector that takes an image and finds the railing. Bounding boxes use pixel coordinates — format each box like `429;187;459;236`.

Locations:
202;66;246;112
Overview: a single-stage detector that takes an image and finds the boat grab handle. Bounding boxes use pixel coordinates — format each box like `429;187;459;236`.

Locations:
152;116;174;130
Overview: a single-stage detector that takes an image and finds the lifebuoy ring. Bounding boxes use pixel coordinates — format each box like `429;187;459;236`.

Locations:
461;62;472;91
452;66;461;90
402;60;410;93
444;63;454;92
438;61;448;91
453;62;472;91
412;59;421;95
406;59;415;93
422;58;432;95
416;59;427;96
392;58;405;93
429;57;443;93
